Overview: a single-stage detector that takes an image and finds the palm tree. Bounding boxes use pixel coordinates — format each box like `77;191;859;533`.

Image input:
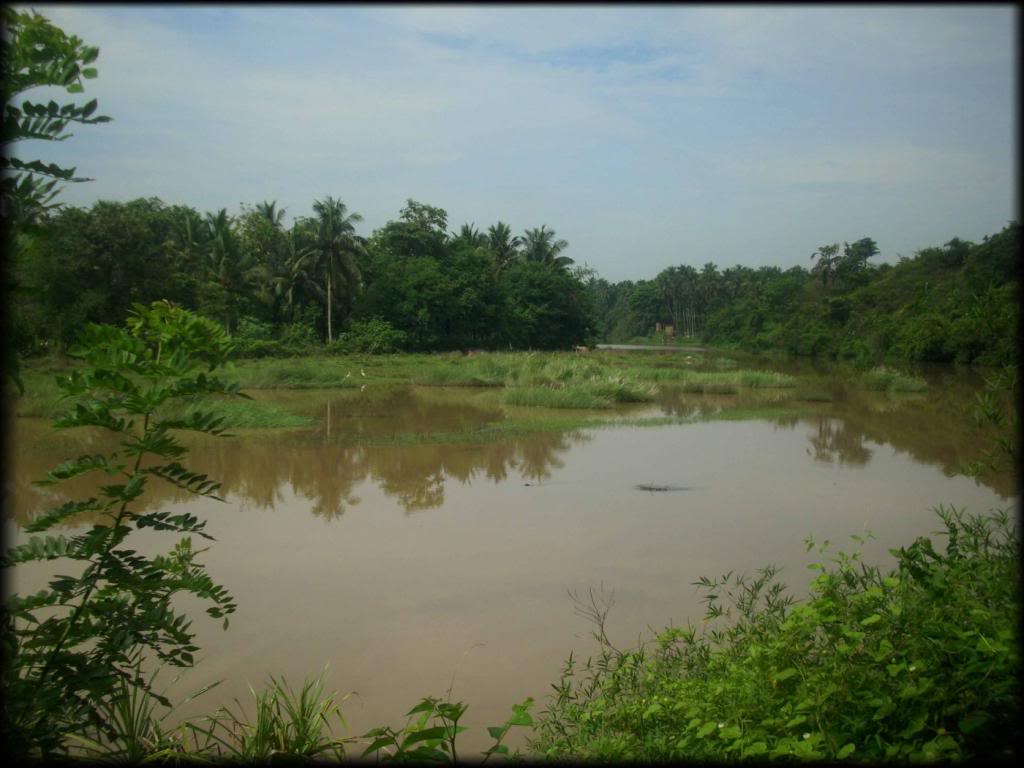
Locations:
811;243;841;291
255;200;286;229
310;196;364;343
280;223;312;315
522;225;573;270
453;223;488;249
203;209;260;334
486;221;522;269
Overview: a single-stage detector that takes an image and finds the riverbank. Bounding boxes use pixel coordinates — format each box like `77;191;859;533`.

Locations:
11;350;930;430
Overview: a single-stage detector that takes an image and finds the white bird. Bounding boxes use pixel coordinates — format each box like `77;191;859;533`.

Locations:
344;372;351;379
361;369;366;377
360;384;366;392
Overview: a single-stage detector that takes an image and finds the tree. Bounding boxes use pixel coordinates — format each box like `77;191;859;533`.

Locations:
2;301;240;758
399;199;447;235
237;203;292;326
254;199;286;229
810;243;841;291
308;196;364;343
203;209;260;335
486;221;522;270
0;7;112;227
498;261;594;349
2;7;111;392
522;225;573;270
453;222;487;249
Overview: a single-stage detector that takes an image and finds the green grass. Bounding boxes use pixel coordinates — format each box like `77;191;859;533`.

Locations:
503;387;614;410
159;398;314;429
862;367;928;392
9;352;830;427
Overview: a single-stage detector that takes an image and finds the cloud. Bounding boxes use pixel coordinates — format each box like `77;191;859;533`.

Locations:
9;4;1016;280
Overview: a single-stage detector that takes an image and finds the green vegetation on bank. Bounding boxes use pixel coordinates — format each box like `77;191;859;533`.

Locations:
3;8;1017;763
590;227;1018;367
531;507;1018;762
11;350;923;426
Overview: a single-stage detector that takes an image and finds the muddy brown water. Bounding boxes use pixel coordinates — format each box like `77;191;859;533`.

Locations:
4;367;1016;754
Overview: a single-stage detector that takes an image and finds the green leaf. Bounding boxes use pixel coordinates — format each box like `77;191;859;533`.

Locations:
837;743;856;759
742;741;767;757
720;725;741;740
361;735;396;756
401;726;449;749
773;667;798;683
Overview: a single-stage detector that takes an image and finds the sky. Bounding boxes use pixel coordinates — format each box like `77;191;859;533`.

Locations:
10;4;1019;281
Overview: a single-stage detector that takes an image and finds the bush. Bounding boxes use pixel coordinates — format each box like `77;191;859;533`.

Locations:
532;508;1019;762
233;316;275;343
328;319;407;354
2;302;240;758
278;321;319;349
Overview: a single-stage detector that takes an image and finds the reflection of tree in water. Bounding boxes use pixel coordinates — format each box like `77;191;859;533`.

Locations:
8;395;588;525
807;416;872;466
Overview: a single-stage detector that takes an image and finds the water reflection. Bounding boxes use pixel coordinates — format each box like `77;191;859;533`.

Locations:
808;417;872;466
6;369;1016;531
8;387;590;525
654;380;1014;498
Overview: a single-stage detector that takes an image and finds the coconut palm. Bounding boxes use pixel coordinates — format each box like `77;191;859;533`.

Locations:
487;221;522;269
255;200;286;229
453;223;488;249
309;196;365;343
203;209;261;334
522;225;573;270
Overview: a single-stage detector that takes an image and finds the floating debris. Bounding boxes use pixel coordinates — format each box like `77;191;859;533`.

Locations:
634;484;693;492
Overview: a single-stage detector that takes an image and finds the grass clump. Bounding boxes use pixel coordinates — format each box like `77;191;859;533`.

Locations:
738;370;797;388
532;507;1019;762
862;366;928;392
159;398;314;429
503;387;614;410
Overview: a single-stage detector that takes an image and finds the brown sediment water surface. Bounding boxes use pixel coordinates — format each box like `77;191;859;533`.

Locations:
5;365;1016;753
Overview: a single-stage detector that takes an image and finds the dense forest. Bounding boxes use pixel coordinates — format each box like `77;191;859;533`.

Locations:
10;195;1019;366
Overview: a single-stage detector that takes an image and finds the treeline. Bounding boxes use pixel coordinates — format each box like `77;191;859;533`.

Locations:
588;225;1019;366
11;193;1018;366
10;197;595;355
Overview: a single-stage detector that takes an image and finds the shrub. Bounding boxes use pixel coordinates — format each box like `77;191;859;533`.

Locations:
862;366;928;392
2;301;241;758
329;318;407;354
532;508;1019;762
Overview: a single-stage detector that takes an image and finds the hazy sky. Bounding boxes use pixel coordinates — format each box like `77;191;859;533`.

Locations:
12;4;1018;281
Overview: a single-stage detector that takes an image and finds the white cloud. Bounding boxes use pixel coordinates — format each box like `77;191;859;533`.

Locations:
9;4;1016;279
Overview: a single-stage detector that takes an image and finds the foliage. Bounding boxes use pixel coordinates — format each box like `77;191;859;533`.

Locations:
0;6;112;226
359;695;534;763
328;318;407;355
861;366;928;393
2;301;243;758
961;366;1018;478
590;224;1017;367
180;670;351;761
532;508;1019;762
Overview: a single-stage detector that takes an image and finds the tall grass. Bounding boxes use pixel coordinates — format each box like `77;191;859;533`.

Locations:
862;366;928;392
182;671;351;761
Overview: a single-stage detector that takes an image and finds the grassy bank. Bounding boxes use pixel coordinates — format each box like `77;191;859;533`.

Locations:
10;350;925;428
